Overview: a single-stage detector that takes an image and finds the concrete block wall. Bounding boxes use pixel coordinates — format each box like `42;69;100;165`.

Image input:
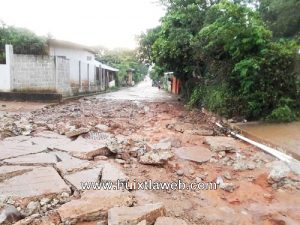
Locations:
56;57;71;96
12;55;56;92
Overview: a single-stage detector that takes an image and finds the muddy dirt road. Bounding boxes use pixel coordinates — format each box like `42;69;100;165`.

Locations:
0;80;300;225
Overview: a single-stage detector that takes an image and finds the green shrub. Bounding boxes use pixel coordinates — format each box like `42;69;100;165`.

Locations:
266;105;296;122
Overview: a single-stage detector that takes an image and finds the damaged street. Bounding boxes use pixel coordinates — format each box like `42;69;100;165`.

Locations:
0;80;300;225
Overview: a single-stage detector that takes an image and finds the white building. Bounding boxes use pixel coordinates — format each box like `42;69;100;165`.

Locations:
48;39;118;93
0;40;118;99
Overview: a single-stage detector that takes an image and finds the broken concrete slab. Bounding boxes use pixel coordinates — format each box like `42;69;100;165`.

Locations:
204;136;239;152
108;203;166;225
0;140;47;160
64;167;102;190
0;165;35;181
65;127;90;138
0;166;70;205
175;146;213;164
3;151;91;174
3;152;58;165
155;217;188;225
54;136;110;160
101;162;128;182
139;151;174;165
267;161;291;184
54;151;91;174
57;190;133;224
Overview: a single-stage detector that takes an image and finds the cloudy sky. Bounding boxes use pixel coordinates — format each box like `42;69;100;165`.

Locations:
0;0;165;49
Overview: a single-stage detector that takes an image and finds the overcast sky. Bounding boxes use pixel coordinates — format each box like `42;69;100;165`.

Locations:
0;0;165;49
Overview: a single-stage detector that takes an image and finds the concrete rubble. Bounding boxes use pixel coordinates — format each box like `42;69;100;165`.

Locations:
0;87;299;225
108;203;165;225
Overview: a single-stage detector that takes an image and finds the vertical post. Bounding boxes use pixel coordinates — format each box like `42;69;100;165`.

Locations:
87;63;90;91
55;56;58;92
79;61;82;92
6;45;13;91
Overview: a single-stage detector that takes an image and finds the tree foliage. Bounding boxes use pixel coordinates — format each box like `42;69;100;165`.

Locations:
139;0;300;121
96;48;148;86
259;0;300;38
0;23;47;62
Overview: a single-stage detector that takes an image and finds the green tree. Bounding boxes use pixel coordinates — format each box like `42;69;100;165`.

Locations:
96;49;148;85
259;0;300;38
0;23;47;62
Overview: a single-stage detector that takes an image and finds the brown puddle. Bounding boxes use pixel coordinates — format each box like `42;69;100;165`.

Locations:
236;121;300;159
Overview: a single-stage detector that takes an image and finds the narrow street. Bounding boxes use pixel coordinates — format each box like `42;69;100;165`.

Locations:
0;80;300;225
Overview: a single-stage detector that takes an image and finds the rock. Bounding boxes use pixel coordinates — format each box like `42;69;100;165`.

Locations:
0;204;23;224
14;211;61;225
150;139;172;151
223;172;232;180
120;152;131;161
95;124;109;132
129;147;146;158
115;159;126;164
65;127;90;138
247;162;256;170
40;198;51;206
176;170;184;176
139;151;173;165
94;156;108;161
57;190;133;224
26;201;40;215
220;183;236;192
204;136;239;152
60;192;70;198
108;203;166;225
268;161;291;184
155;217;188;225
175;146;213;164
233;161;249;171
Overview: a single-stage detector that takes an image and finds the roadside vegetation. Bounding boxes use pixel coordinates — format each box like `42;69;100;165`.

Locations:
138;0;300;122
0;22;47;63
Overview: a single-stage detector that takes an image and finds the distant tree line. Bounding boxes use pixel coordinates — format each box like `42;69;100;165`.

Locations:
95;47;148;86
138;0;300;122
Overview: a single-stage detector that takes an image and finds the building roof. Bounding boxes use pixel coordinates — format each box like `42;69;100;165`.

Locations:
48;39;96;54
93;60;119;72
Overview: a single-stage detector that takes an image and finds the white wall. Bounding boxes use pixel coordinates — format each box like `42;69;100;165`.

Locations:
49;45;95;91
0;45;13;91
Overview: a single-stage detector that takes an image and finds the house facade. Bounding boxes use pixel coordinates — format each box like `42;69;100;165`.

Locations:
0;40;118;98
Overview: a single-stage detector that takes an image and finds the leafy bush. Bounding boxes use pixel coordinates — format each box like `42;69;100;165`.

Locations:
266;105;296;122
